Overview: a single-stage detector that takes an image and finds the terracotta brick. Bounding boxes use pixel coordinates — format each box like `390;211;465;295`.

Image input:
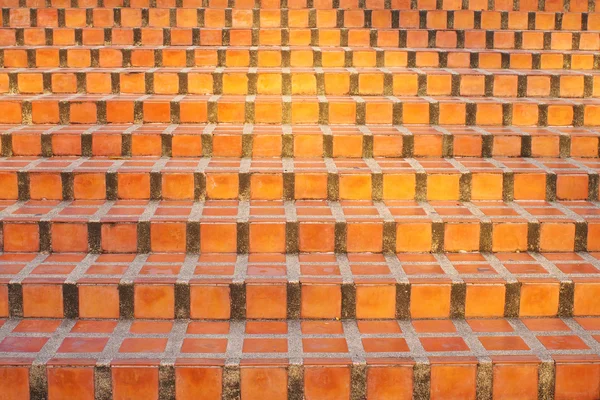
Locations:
48;366;95;400
23;283;63;317
0;173;18;199
304;366;350;400
249;223;285;253
241;367;287;400
492;361;539;400
427;174;460;200
112;366;159;400
301;284;341;318
410;282;451;318
396;222;432;252
4;223;39;252
299;223;335;252
367;365;413;400
190;284;231;320
295;174;328;199
555;360;600;400
430;363;477;400
356;284;396;319
519;280;560;317
347;223;383;252
134;284;175;319
465;282;506;317
0;366;30;400
51;223;88;252
339;174;372;200
150;223;187;252
176;366;222;400
540;222;575;252
101;224;138;253
118;173;151;199
162;173;194;200
513;173;546;200
492;223;528;252
246;284;287;319
79;284;120;318
200;223;237;253
574;281;600;316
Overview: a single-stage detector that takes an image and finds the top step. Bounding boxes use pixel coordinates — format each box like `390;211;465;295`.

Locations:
0;0;596;11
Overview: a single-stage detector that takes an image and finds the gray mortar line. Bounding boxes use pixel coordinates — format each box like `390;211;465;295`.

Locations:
286;254;300;283
121;254;150;284
162;319;188;363
343;319;365;364
65;253;99;284
40;200;72;222
35;319;76;364
530;252;569;279
434;253;462;279
330;200;344;222
398;320;428;362
98;319;133;363
288;320;303;364
178;254;200;283
233;254;249;283
336;253;354;285
91;200;116;222
9;253;48;284
238;200;250;222
385;253;408;283
508;319;553;362
225;320;245;364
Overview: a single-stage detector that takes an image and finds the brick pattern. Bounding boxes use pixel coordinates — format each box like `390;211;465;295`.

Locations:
2;252;600;319
1;317;600;399
1;0;600;394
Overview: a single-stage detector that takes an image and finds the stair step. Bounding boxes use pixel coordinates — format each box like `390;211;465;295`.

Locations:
0;94;599;125
0;0;596;11
1;8;598;32
2;251;600;319
2;125;600;158
2;29;600;51
1;156;600;201
1;317;600;399
3;67;600;98
2;46;600;71
0;199;597;253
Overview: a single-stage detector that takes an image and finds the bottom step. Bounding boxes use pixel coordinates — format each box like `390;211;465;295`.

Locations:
0;318;600;399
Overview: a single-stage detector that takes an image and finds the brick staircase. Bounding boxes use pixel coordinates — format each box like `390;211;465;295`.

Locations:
1;0;600;399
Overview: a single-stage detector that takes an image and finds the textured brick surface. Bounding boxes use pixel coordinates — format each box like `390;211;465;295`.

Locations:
1;0;600;396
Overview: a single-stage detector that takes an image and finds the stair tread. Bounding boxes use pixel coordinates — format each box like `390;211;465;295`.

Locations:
1;316;600;399
0;317;600;359
1;251;600;320
0;199;596;253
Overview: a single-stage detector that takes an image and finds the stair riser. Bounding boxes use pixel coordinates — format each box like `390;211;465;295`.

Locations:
0;218;594;253
0;97;598;126
0;0;597;11
3;278;599;319
0;359;597;400
3;47;600;70
1;8;599;33
4;70;599;98
1;170;599;202
3;128;600;158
